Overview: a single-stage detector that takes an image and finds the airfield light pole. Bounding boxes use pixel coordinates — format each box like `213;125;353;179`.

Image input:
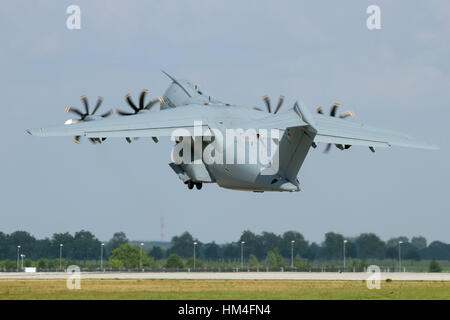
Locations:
59;244;63;271
16;245;21;272
193;242;197;270
240;241;245;268
343;240;348;270
140;243;144;271
291;240;295;268
20;254;25;271
398;241;403;272
194;241;197;270
100;243;104;271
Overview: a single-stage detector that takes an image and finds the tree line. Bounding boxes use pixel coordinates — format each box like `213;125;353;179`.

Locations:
1;230;450;263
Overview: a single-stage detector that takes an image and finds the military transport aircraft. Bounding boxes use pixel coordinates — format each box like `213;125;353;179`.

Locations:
28;71;438;192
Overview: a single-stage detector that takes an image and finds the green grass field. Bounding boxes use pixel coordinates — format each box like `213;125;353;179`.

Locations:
0;279;449;300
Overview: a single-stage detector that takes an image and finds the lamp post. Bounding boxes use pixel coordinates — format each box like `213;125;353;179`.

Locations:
140;243;144;270
240;241;245;268
398;241;403;272
100;243;104;271
193;242;197;270
20;254;25;271
343;240;348;270
59;244;63;271
16;245;21;272
290;240;295;268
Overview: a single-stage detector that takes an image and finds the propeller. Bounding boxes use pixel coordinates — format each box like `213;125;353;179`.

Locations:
316;103;355;153
261;95;285;114
116;89;164;143
65;96;112;144
116;89;164;116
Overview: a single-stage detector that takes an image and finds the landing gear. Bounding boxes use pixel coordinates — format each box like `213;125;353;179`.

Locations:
186;181;203;190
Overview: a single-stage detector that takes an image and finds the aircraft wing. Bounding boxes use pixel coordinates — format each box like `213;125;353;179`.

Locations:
241;104;438;150
27;105;209;139
312;113;438;150
28;101;438;150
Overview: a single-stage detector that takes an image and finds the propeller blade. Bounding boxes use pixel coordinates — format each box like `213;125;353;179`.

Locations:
139;89;148;110
101;110;113;118
152;137;159;143
320;104;354;154
262;95;271;113
330;103;339;117
339;111;354;119
74;136;81;145
65;106;84;118
369;146;375;153
274;95;285;114
91;96;104;115
80;96;89;115
144;98;161;110
116;109;135;116
125;93;139;113
126;137;132;144
89;138;100;144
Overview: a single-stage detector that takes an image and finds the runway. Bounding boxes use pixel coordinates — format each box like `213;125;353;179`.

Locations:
1;272;449;281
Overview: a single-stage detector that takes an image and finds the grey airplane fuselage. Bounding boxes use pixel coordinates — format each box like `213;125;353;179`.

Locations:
161;78;301;192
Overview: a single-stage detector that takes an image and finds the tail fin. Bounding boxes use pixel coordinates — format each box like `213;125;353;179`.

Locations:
277;102;317;181
278;126;315;181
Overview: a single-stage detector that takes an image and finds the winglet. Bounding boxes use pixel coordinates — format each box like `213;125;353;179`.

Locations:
26;128;41;136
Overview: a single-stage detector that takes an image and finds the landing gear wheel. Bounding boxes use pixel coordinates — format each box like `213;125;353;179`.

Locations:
187;181;194;190
195;183;203;190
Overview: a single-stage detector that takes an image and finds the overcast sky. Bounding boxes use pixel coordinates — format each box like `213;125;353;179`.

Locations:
1;0;449;245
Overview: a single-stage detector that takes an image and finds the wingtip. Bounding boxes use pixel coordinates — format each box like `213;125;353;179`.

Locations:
26;128;44;136
430;144;440;150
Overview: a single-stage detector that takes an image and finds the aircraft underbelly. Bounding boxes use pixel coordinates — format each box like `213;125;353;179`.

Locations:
207;163;299;192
